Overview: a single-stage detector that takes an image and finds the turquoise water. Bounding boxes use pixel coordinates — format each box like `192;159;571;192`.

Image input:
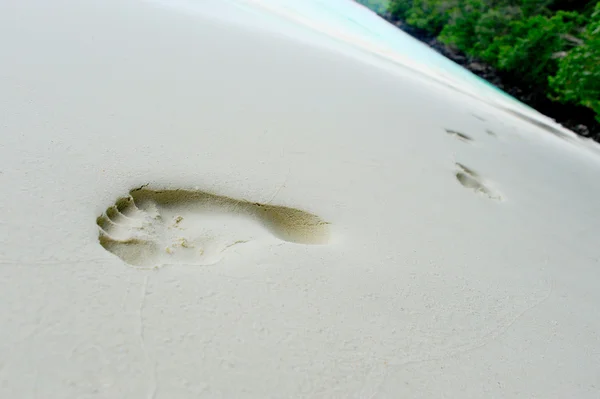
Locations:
232;0;527;108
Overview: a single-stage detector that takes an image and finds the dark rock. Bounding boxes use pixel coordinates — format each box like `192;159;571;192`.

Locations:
468;62;486;72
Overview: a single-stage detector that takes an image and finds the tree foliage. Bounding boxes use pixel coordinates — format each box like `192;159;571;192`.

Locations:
355;0;390;14
384;0;600;121
550;2;600;121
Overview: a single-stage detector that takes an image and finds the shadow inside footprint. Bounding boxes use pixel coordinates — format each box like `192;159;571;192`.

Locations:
97;187;330;267
445;129;473;143
455;163;501;200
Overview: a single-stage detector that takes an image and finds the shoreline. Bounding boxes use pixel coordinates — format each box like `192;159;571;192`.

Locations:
381;15;600;142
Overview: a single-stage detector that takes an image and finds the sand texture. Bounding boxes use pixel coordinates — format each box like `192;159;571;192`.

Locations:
1;0;600;397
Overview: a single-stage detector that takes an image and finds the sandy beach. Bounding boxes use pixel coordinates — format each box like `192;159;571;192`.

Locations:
1;0;600;397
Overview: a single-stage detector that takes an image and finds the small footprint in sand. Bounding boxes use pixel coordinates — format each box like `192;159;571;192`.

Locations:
455;163;501;200
470;113;487;122
445;129;473;143
97;187;330;267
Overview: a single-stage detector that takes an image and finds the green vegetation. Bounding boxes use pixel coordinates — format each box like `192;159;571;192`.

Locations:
360;0;600;123
355;0;390;14
549;3;600;122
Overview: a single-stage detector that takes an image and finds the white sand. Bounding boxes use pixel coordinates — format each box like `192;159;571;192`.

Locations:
1;0;600;397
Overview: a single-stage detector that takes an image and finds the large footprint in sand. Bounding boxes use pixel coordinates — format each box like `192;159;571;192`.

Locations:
97;187;330;267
